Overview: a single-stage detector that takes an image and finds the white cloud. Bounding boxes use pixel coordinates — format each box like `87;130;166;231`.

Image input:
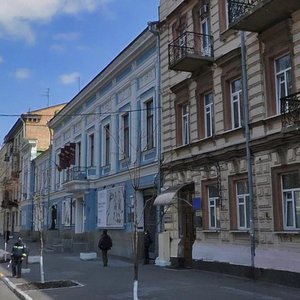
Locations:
0;0;113;44
53;32;80;42
50;44;66;53
59;72;80;85
15;68;31;80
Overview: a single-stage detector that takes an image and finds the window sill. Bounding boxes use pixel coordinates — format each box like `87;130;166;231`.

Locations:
220;28;238;42
274;231;300;235
202;229;220;233
229;230;249;234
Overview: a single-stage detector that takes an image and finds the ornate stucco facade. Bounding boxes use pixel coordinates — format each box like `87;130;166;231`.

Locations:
156;0;300;273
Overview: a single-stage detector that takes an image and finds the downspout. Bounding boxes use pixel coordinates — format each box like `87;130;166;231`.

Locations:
47;125;53;230
148;20;162;236
240;31;255;269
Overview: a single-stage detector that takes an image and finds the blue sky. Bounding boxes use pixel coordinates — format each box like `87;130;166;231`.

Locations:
0;0;159;143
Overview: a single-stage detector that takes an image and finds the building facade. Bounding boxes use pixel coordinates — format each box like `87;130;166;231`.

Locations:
47;28;160;258
0;104;65;239
155;0;300;273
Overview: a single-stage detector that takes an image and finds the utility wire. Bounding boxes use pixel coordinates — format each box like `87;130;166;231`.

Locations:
0;106;162;118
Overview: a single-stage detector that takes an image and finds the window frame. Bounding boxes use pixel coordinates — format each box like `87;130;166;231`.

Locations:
274;53;292;115
230;78;242;129
122;112;130;158
236;180;250;230
229;173;249;230
103;123;111;166
281;172;300;230
88;133;95;167
272;164;300;231
208;185;220;229
146;99;154;150
204;92;214;138
182;103;190;145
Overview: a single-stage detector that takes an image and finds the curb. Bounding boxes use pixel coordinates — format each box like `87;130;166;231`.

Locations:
0;272;33;300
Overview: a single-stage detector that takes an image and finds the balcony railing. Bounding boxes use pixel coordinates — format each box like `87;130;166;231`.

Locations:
168;31;214;72
228;0;256;25
228;0;300;32
1;198;18;209
281;92;300;127
65;166;96;183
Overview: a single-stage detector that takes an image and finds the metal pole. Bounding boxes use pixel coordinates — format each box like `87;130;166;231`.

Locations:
240;31;255;269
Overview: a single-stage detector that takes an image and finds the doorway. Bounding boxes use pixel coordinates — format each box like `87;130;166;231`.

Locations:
75;197;84;233
178;187;195;268
144;192;158;259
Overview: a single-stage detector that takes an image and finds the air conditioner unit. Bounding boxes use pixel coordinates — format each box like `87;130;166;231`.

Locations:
200;4;209;16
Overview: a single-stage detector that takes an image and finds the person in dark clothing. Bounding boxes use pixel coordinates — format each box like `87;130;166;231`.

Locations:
50;205;57;229
98;230;112;267
143;229;152;265
11;237;27;278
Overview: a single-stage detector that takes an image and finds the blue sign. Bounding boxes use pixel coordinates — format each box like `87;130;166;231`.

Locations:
192;197;202;210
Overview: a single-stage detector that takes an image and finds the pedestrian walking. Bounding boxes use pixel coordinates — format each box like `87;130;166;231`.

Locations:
98;230;112;267
11;237;27;278
143;229;152;265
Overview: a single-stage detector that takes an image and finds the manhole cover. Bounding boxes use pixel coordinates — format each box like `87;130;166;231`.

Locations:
17;280;82;291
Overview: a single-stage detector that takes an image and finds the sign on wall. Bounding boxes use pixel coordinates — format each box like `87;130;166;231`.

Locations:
97;186;124;228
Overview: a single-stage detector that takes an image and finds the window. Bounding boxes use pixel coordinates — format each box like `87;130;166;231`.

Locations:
122;113;130;158
88;134;94;167
204;92;214;137
275;54;292;114
104;124;110;165
208;186;220;229
282;173;300;230
174;86;189;146
76;142;81;167
236;180;250;229
200;9;211;56
146;100;154;150
182;104;190;145
231;78;243;129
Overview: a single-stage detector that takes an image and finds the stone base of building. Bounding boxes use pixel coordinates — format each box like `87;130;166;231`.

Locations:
169;258;300;288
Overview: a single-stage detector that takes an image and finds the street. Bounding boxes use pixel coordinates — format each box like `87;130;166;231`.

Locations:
1;241;300;300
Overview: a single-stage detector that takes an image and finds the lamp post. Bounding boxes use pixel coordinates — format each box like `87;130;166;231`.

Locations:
240;31;255;269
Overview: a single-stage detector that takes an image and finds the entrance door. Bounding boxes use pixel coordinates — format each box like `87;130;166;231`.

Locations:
144;193;158;259
75;197;84;233
179;189;195;268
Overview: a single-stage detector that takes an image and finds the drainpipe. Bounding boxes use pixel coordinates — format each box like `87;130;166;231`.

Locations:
240;31;255;269
148;20;162;235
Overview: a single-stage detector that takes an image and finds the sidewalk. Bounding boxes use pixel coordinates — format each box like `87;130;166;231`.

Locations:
1;237;300;300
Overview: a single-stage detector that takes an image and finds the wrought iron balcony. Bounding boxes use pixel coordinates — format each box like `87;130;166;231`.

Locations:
168;31;214;72
1;198;18;209
281;92;300;127
63;166;96;193
228;0;300;33
65;166;97;182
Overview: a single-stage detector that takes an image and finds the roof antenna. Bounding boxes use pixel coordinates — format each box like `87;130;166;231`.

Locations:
42;88;50;107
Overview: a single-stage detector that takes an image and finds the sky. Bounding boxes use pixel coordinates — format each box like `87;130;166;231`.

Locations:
0;0;159;144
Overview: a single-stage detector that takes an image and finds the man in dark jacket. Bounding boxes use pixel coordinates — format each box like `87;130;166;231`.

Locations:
11;237;27;278
143;229;152;265
98;230;112;267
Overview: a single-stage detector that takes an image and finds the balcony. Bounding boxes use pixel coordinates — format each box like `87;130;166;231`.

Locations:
281;92;300;128
168;31;214;72
228;0;300;33
1;198;18;209
63;166;96;193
